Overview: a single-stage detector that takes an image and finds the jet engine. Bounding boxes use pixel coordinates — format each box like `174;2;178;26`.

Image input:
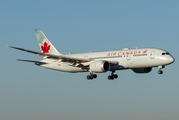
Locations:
132;67;152;73
89;60;110;73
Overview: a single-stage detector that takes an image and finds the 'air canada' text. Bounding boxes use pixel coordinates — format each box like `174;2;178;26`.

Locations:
107;50;148;56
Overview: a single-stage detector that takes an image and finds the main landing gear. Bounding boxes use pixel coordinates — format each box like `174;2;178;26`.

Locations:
87;73;97;80
108;71;118;80
158;65;165;74
86;71;118;80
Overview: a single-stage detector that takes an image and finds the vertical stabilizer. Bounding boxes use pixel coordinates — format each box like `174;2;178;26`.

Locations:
34;29;62;55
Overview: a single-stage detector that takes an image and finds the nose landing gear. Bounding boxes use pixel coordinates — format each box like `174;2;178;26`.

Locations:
108;71;118;80
158;65;165;74
158;70;163;74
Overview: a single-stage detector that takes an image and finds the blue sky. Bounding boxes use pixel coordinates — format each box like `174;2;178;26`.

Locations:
1;0;179;120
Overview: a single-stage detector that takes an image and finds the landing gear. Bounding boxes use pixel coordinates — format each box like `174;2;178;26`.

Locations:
158;70;163;74
108;71;118;80
158;65;164;74
87;73;97;80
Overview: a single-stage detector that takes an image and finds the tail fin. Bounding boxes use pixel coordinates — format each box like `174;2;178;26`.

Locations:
34;29;62;55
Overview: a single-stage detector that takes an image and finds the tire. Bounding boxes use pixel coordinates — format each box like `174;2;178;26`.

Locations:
158;71;163;74
87;75;91;79
114;74;118;79
108;76;111;80
93;74;97;78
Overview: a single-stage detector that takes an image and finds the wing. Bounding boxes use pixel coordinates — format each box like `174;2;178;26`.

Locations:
7;45;91;67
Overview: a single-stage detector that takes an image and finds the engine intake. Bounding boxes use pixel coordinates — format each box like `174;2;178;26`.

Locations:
132;67;152;73
89;60;110;73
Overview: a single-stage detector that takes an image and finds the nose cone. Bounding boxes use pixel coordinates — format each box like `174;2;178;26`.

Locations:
168;56;175;64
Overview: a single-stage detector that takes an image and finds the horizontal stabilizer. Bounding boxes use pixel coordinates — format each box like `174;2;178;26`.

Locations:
15;59;50;64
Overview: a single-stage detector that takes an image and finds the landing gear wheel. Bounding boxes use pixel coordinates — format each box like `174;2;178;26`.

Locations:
87;73;97;80
108;71;118;80
158;70;163;74
87;75;92;80
114;74;118;79
108;76;111;80
93;74;97;78
108;76;114;80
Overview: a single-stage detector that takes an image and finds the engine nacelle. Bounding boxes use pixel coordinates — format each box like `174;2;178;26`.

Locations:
132;67;152;73
89;60;110;73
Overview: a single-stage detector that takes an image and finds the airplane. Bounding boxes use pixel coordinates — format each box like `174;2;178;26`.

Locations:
7;29;175;80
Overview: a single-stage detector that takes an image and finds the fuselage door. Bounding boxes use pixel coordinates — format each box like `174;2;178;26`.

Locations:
126;54;130;60
150;51;155;59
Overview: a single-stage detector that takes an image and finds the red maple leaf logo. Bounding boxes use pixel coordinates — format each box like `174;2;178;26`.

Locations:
41;42;50;53
143;50;148;54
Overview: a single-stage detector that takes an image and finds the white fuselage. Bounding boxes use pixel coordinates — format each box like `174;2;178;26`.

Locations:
40;48;174;73
8;29;175;80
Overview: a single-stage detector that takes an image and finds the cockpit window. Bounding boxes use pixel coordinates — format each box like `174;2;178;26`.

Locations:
162;52;170;55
